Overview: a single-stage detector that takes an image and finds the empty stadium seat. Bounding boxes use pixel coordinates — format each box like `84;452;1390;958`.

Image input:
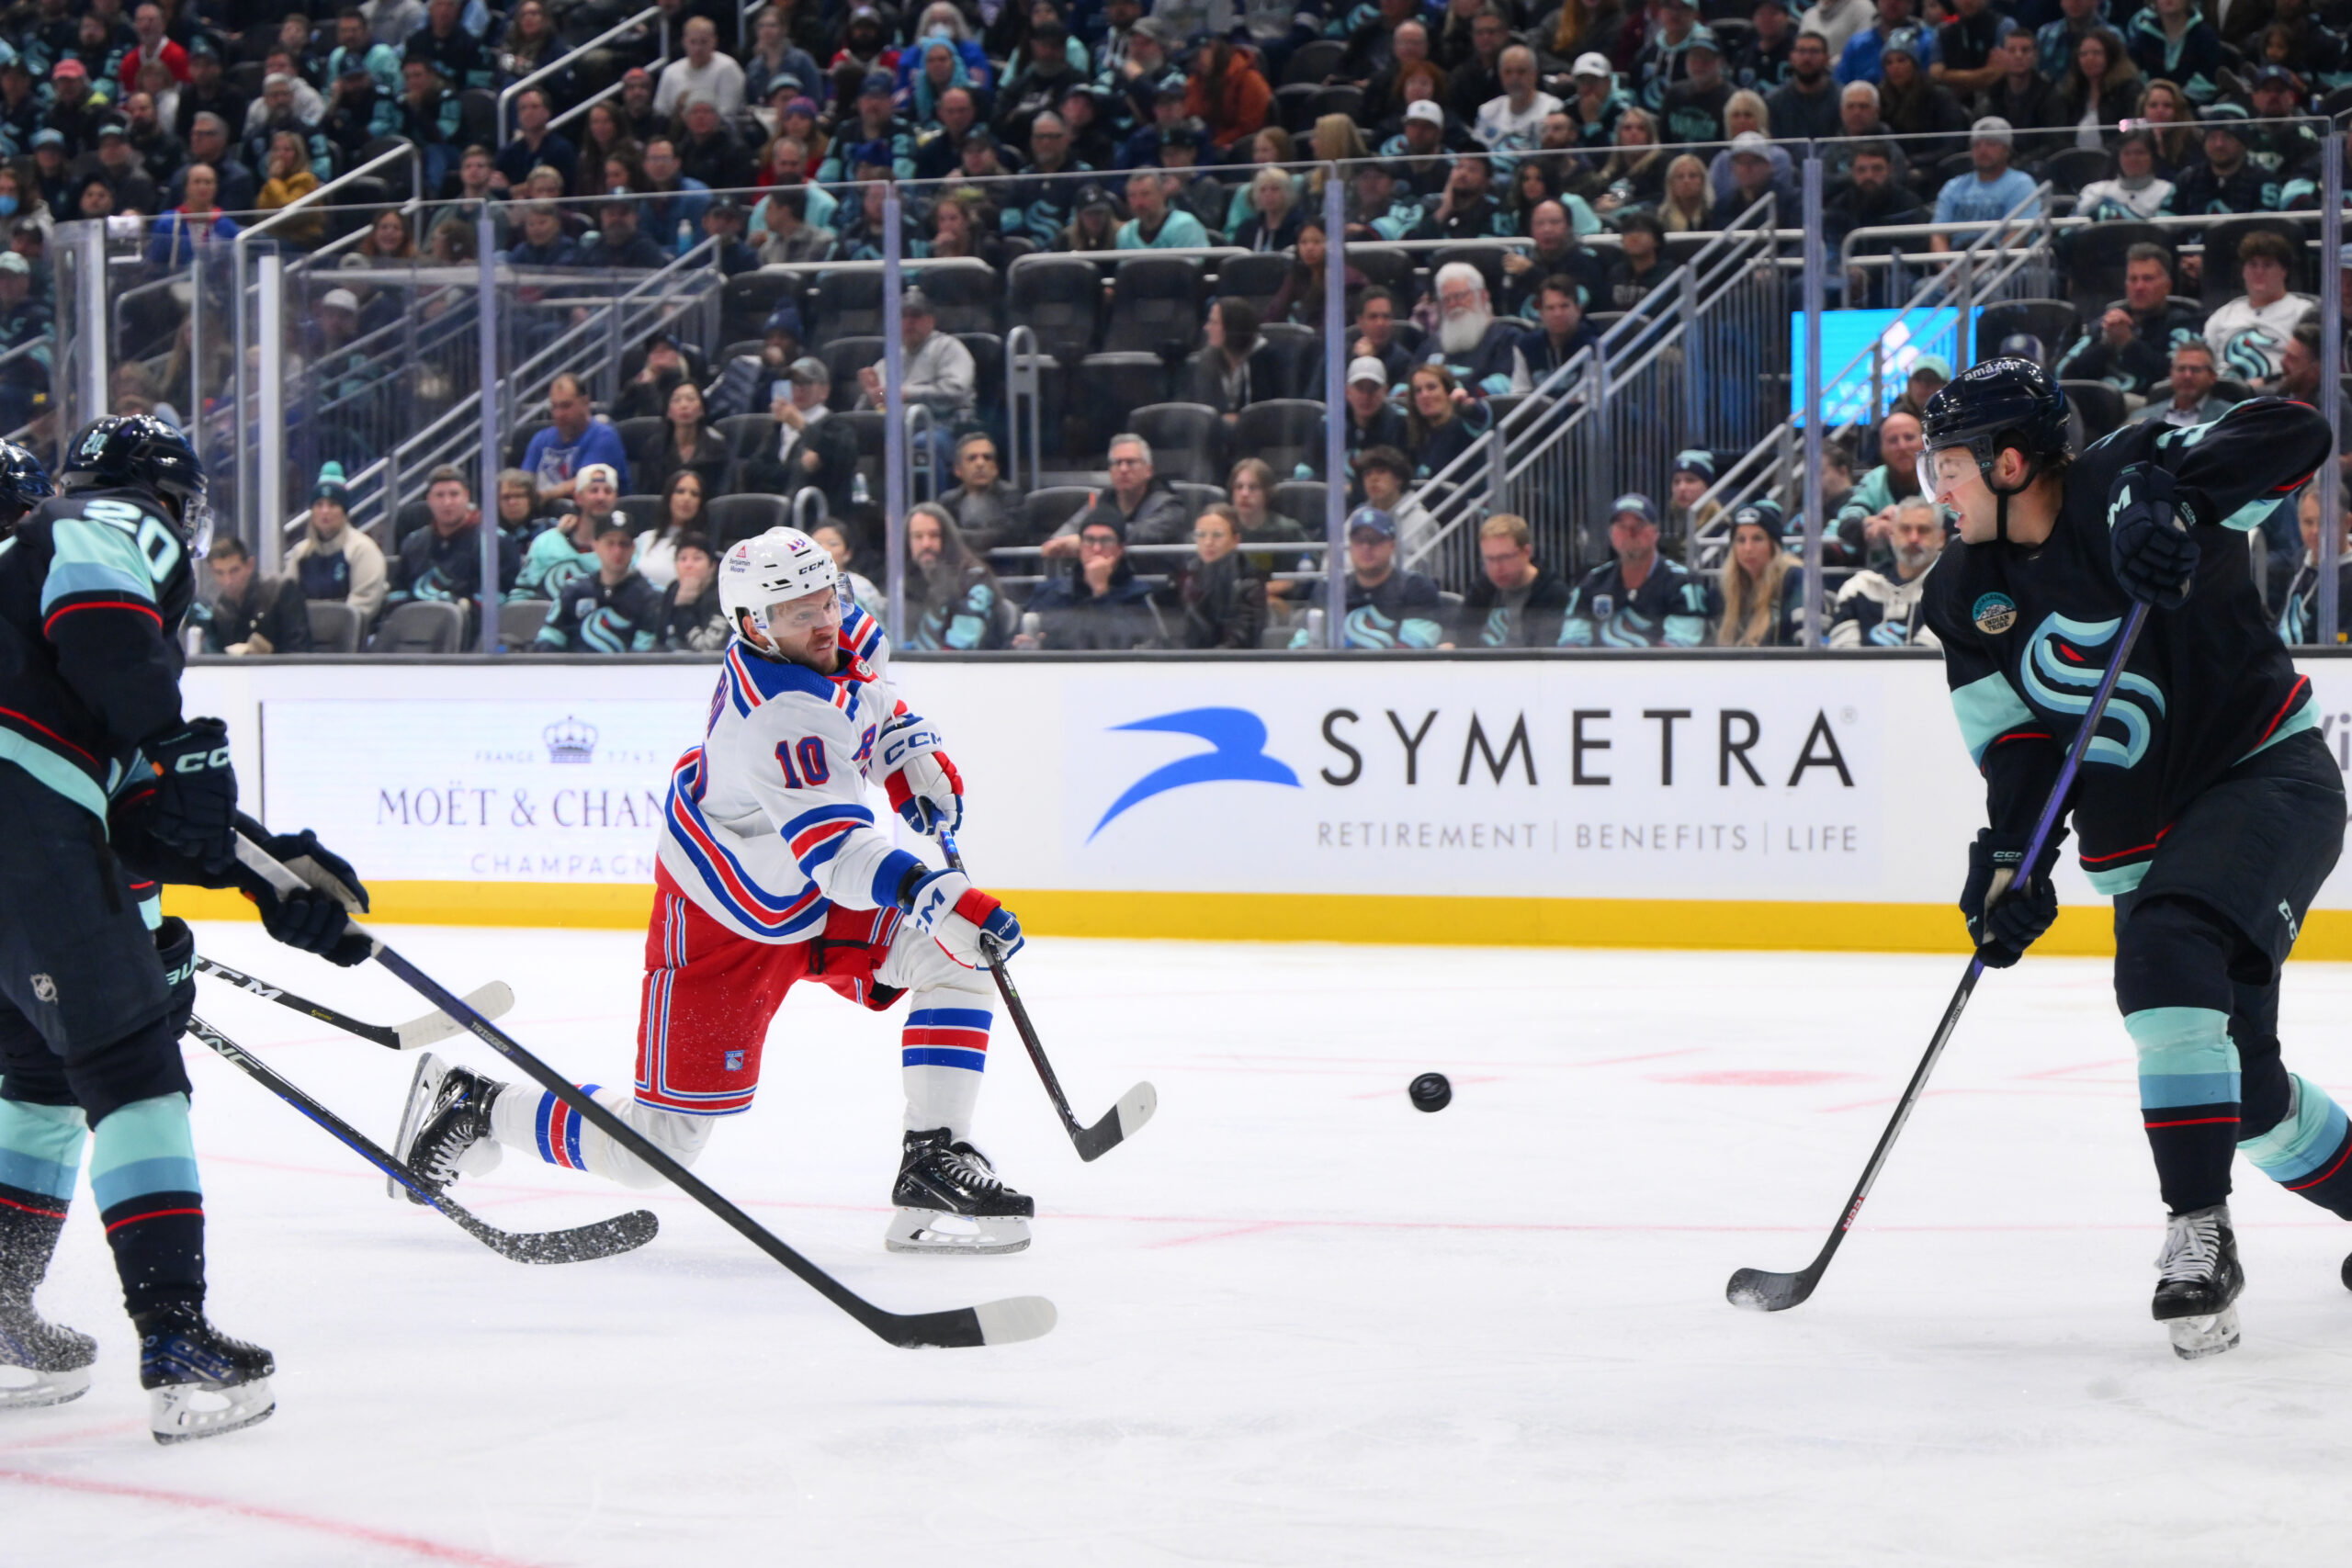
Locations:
721;271;802;344
705;494;792;543
1103;257;1204;356
612;416;665;454
1170;480;1227;517
370;601;466;654
305;601;362;653
2060;380;2127;442
617;494;662;525
1974;300;2080;367
809;269;886;345
1022;485;1096;539
1077;353;1174;450
2043;147;2111;195
1231;400;1327;479
910;258;1003;334
1129;402;1225;485
499;598;553;649
1216;252;1292;318
1272;479;1329;527
1348;246;1416;303
1283;38;1344;84
715;412;778;461
821;335;884;410
1007;254;1102;363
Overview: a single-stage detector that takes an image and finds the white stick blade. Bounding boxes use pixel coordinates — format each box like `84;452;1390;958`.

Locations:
1116;1082;1158;1140
392;981;515;1051
972;1295;1057;1346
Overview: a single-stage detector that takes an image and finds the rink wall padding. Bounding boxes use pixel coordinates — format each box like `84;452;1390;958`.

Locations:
169;651;2352;959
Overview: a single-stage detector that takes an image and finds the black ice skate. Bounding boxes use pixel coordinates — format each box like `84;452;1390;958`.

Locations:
2153;1204;2244;1361
0;1300;96;1410
136;1303;275;1443
390;1053;503;1202
887;1128;1034;1255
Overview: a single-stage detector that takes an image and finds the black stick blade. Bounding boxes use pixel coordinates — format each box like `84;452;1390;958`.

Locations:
452;1207;660;1264
1071;1081;1158;1162
875;1294;1058;1348
1726;1266;1818;1313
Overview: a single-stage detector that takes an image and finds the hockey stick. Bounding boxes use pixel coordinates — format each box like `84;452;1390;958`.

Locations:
231;836;1055;1350
193;953;514;1051
937;829;1157;1162
184;1013;658;1264
1727;600;2154;1314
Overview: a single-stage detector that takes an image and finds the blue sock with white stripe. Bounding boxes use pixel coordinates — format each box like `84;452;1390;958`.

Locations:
902;989;989;1141
89;1093;206;1315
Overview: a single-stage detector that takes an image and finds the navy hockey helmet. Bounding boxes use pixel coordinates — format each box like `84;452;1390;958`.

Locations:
1917;356;2070;540
0;437;51;530
60;414;207;518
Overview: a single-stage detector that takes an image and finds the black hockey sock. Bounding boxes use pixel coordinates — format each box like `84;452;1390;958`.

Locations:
0;1180;68;1309
99;1194;204;1317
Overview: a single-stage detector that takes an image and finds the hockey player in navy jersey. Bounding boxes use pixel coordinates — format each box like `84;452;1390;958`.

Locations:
1917;358;2344;1359
396;527;1038;1253
0;417;369;1438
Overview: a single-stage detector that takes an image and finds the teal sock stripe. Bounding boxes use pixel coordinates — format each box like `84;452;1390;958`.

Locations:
2125;1006;2239;1110
88;1094;200;1210
2239;1074;2352;1185
0;1098;87;1202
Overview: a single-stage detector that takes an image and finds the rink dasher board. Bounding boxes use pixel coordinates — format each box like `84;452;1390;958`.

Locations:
168;649;2352;957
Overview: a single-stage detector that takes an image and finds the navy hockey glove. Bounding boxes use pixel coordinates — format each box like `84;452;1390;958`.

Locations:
143;718;238;874
903;868;1023;968
2109;462;2200;610
1960;829;2063;968
243;829;373;967
153;916;195;1042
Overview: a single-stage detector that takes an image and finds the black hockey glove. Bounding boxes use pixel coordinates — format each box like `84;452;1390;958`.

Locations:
241;828;373;967
153;916;196;1041
1960;828;2063;968
2109;462;2201;610
142;718;238;874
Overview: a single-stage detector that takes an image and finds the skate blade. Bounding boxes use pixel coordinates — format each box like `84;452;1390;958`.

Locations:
2165;1305;2243;1361
150;1376;277;1444
884;1208;1031;1256
390;1054;446;1203
0;1363;91;1410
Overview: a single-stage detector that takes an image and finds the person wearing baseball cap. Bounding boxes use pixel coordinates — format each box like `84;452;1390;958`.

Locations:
1561;491;1719;647
2171;99;2269;217
1341;359;1410;491
1566;52;1631;150
1659;26;1731;146
1929;114;2040;245
2246;68;2324;197
1296;503;1445;649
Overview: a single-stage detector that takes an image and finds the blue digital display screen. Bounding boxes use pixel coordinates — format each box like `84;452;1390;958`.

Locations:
1790;307;1984;426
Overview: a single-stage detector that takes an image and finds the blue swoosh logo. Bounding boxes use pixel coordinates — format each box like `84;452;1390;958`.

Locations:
1088;707;1301;842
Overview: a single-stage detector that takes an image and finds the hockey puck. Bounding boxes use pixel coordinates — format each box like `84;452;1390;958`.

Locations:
1408;1072;1452;1113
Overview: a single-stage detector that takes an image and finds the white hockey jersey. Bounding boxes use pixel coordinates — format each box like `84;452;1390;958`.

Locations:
2201;293;2310;385
656;605;929;944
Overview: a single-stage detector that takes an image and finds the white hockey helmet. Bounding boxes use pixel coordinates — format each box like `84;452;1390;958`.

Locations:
718;526;842;639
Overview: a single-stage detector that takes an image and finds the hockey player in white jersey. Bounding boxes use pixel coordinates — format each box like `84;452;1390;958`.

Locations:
392;527;1037;1253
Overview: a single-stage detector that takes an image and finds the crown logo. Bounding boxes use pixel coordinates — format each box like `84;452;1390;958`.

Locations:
543;716;599;764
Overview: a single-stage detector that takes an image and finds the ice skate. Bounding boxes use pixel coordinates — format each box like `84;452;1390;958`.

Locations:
390;1053;503;1201
0;1300;96;1410
137;1303;275;1443
2153;1204;2243;1360
886;1128;1034;1255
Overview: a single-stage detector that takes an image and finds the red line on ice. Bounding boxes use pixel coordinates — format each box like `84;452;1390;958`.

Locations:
0;1465;564;1566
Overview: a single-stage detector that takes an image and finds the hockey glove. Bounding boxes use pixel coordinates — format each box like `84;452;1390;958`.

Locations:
242;828;373;967
1960;828;2063;969
143;718;238;874
879;712;964;840
2109;462;2201;610
153;916;196;1042
903;868;1023;968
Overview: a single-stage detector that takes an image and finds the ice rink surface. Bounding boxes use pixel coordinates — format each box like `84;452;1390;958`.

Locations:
11;923;2352;1567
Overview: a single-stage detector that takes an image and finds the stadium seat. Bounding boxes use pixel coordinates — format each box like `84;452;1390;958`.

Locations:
716;412;778;460
1023;485;1096;539
370;601;466;654
1283;38;1345;84
721;271;803;344
504;419;551;468
305;601;362;653
2060;380;2127;442
1306;85;1363;123
1077;353;1173;449
1102;257;1204;356
499;599;553;649
2042;147;2110;196
458;87;497;147
1272;479;1329;527
612;416;665;455
959;333;1006;417
1275;81;1324;133
1256;321;1317;398
1430;246;1505;299
2065;222;2168;316
1170;480;1227;518
1007;254;1102;362
1232;400;1327;479
1975;300;2080;367
1347;246;1416;303
1216;252;1292;318
2200;215;2312;308
809;269;886;345
617;493;662;525
821;335;884;410
910;258;1003;334
1129;402;1225;485
705;494;791;544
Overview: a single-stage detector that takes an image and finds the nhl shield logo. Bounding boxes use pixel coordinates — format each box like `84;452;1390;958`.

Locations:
29;974;56;1004
1972;592;2018;635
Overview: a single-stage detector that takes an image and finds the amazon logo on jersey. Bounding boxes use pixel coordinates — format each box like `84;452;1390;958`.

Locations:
1087;708;1302;842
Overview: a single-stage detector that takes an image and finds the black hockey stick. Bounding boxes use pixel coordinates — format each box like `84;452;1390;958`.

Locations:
193;953;514;1051
232;836;1055;1350
938;829;1157;1162
1727;600;2154;1314
185;1013;658;1264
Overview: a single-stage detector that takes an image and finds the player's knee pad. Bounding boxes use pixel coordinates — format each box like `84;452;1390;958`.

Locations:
2114;896;2236;1020
2123;1006;2238;1115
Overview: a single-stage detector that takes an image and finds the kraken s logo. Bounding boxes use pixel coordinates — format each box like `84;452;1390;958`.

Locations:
2222;325;2282;383
1089;708;1301;842
2018;612;2166;768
